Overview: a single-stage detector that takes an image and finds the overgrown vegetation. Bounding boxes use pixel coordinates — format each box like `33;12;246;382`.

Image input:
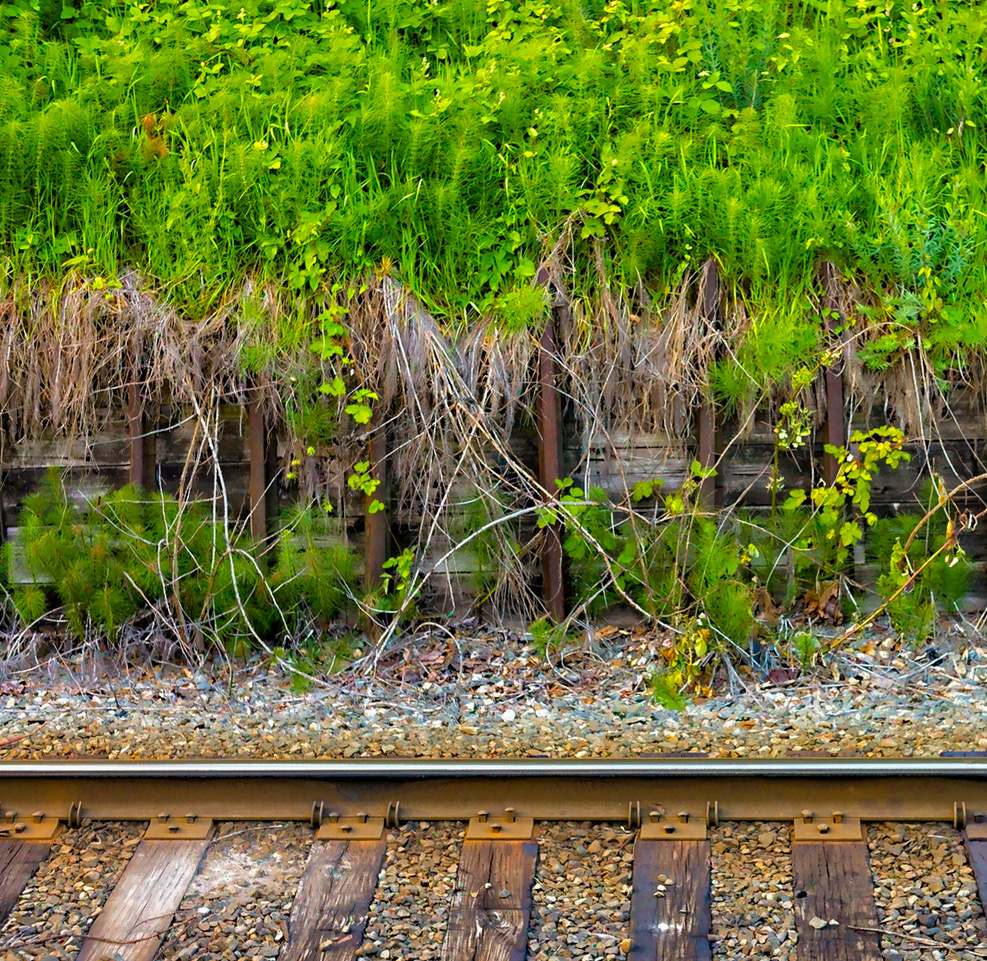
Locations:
538;419;973;702
3;0;987;363
1;0;986;690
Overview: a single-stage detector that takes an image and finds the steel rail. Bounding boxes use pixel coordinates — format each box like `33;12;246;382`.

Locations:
0;758;986;826
0;757;985;777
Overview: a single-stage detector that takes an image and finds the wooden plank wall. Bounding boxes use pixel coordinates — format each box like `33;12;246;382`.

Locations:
2;390;987;616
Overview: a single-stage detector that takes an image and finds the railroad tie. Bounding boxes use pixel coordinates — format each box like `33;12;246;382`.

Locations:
791;833;882;961
76;830;214;961
629;832;712;960
282;835;388;961
440;815;538;961
0;839;51;924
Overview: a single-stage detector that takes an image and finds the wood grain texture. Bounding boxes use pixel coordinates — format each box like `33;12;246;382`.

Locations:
791;841;882;961
441;839;538;961
963;837;987;916
0;841;49;922
77;838;211;961
630;839;711;961
282;838;387;961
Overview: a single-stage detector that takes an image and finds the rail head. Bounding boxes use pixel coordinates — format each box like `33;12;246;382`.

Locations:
0;757;985;778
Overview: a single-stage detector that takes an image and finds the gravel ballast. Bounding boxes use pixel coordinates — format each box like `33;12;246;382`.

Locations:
0;627;984;761
0;821;143;960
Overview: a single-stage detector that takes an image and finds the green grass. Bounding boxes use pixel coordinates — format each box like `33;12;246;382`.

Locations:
1;0;986;384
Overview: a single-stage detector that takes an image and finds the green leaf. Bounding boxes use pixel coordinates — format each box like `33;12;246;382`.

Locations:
783;489;807;510
318;376;346;396
346;404;373;425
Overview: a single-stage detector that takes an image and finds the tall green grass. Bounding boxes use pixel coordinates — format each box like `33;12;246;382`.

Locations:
2;0;986;379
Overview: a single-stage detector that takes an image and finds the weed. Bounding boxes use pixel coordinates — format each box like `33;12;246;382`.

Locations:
7;471;358;651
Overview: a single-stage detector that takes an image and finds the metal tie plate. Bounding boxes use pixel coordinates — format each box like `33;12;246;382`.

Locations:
0;812;60;841
316;815;385;841
639;812;708;841
145;815;214;840
960;804;987;840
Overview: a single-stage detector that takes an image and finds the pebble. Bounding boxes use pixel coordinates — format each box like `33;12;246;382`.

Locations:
358;823;460;959
0;632;984;763
868;823;987;960
711;822;794;959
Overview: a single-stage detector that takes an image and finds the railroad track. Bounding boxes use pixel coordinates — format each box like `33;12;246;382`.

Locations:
0;758;985;960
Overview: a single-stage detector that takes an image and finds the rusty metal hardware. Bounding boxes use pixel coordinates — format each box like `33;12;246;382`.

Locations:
0;811;60;840
639;811;707;841
316;812;385;841
68;800;83;829
466;808;534;841
959;803;987;839
145;814;213;840
793;811;862;842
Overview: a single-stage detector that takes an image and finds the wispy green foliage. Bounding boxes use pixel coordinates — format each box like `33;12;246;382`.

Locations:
1;0;986;366
6;470;356;648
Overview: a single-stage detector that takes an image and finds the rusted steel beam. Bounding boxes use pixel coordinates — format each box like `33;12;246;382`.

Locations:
536;268;566;623
698;262;719;507
820;262;847;486
127;377;154;490
3;759;987;823
248;391;269;542
364;430;389;594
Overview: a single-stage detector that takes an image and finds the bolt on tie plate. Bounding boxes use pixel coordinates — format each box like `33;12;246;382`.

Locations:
639;809;708;841
145;813;213;840
793;810;862;842
316;810;385;841
958;802;987;839
467;807;534;841
0;809;60;841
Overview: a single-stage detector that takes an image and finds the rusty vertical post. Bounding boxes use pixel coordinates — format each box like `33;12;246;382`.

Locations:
698;262;719;507
248;389;269;543
820;262;846;486
364;430;389;594
536;268;566;623
128;376;153;490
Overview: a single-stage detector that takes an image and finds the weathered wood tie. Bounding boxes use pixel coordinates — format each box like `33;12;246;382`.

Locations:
441;813;538;961
283;836;388;961
0;840;50;923
791;832;882;961
630;836;712;960
76;832;213;961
